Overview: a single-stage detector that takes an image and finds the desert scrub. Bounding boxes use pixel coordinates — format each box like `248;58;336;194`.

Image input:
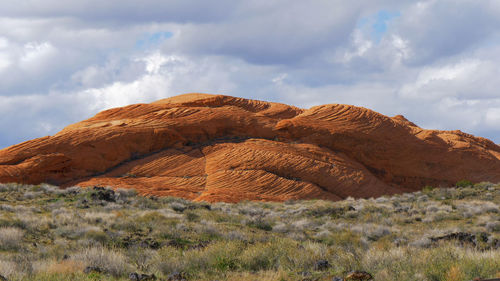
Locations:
0;183;496;280
0;227;24;250
71;246;131;277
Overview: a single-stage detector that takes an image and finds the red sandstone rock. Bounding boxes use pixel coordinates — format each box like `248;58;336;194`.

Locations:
1;93;499;202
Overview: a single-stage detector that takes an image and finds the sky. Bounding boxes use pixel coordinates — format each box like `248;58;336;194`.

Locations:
1;0;500;148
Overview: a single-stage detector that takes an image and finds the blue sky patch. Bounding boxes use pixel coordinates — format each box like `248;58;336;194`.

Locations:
358;10;400;43
136;31;173;49
372;10;400;42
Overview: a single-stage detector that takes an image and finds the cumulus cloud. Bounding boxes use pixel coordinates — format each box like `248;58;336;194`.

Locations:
1;0;500;148
392;0;500;65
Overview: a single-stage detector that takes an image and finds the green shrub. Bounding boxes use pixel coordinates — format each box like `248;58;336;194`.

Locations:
239;242;278;271
456;180;473;188
423;185;434;193
248;220;273;231
185;211;200;222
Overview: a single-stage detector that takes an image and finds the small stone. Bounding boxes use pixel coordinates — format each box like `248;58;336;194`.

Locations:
129;272;157;281
83;266;104;274
313;260;330;271
129;273;140;281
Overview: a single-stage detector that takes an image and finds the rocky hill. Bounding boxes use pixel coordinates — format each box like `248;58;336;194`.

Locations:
1;93;499;202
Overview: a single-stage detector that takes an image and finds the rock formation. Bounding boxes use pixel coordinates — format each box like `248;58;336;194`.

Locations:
1;93;499;202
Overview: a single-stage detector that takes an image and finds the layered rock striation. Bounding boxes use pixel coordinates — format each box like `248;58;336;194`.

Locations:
1;93;499;202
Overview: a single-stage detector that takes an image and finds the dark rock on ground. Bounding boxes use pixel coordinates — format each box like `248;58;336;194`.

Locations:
430;232;476;247
313;260;330;271
120;233;161;249
77;198;90;208
90;186;116;202
139;238;161;249
83;266;104;274
430;232;500;250
345;270;373;280
129;272;157;281
478;232;489;243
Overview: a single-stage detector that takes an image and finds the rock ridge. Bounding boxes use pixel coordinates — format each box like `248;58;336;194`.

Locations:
1;93;499;202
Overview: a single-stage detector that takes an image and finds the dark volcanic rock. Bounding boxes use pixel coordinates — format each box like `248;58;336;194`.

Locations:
313;260;330;271
129;272;157;281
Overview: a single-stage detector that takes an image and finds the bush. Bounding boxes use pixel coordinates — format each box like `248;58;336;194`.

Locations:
422;185;434;193
185;211;200;222
0;260;17;279
71;247;130;277
247;219;273;231
0;227;24;250
456;180;473;188
239;242;279;271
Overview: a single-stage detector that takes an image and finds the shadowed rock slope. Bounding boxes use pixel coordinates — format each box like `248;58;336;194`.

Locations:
1;93;500;202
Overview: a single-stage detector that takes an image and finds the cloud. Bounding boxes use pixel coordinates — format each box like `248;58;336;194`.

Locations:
0;0;239;23
160;1;367;65
20;42;57;72
1;0;500;148
392;0;500;65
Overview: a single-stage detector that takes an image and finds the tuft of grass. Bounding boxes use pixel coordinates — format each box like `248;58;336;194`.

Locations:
71;246;130;277
0;227;24;250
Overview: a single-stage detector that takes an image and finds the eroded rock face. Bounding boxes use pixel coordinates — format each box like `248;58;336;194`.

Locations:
1;93;500;202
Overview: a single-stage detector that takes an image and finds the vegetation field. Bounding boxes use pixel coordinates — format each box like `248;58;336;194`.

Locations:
0;182;498;280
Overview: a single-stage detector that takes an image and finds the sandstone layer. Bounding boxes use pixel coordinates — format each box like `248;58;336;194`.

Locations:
1;93;499;202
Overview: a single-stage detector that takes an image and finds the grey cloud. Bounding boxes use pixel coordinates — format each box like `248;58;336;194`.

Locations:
69;57;146;90
0;17;164;96
163;1;364;65
1;0;500;148
0;0;239;23
0;94;90;148
393;0;500;65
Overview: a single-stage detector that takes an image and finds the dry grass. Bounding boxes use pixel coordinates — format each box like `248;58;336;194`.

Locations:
0;227;23;250
0;182;496;280
72;246;130;277
43;260;85;274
